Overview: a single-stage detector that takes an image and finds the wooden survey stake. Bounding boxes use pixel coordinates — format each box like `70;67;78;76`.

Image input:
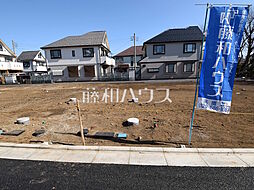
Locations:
76;100;85;146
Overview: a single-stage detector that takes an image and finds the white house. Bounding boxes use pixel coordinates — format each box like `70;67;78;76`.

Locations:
17;50;47;76
41;31;115;82
0;39;23;84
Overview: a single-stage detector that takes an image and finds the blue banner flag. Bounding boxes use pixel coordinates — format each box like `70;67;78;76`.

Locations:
197;6;249;114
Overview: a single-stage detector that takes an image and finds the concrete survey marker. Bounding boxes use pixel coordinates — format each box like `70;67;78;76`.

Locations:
69;98;77;104
16;117;30;125
127;118;139;125
66;98;77;104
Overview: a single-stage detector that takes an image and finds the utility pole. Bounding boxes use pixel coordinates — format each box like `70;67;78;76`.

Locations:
131;33;138;81
12;40;16;55
133;33;136;70
131;33;137;70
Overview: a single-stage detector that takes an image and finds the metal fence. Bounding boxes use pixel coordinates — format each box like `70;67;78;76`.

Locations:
100;72;129;81
31;75;53;84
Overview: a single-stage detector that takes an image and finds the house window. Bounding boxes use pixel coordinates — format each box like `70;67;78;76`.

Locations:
166;63;176;73
5;56;12;62
83;48;94;57
37;62;45;66
72;50;75;57
101;48;108;56
38;53;42;58
84;66;95;77
0;44;3;51
52;70;63;76
68;66;79;77
50;50;61;59
147;68;159;73
153;45;165;55
184;62;195;72
183;43;196;53
23;62;30;68
116;57;123;63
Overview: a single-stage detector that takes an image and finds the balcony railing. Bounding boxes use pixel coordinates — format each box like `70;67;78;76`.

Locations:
0;61;23;71
101;56;115;66
35;65;47;72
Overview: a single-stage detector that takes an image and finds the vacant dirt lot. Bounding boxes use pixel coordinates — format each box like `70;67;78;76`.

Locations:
0;81;253;148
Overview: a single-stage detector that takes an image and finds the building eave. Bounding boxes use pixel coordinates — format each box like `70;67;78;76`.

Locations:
41;44;105;50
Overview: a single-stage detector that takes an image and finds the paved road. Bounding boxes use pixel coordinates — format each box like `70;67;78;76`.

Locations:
0;159;253;190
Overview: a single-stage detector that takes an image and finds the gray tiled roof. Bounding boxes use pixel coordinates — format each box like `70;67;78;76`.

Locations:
144;26;203;44
17;51;40;61
41;31;107;49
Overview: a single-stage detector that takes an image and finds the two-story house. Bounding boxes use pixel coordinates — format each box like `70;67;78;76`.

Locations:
114;46;144;69
139;26;203;80
0;39;23;84
17;50;47;76
114;45;144;80
41;31;115;82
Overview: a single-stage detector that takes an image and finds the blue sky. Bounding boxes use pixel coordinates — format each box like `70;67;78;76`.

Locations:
1;0;252;55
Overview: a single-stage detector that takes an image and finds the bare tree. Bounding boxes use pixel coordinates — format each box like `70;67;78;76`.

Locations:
237;8;254;78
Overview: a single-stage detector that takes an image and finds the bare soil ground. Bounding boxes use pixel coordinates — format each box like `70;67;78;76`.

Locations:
0;81;253;148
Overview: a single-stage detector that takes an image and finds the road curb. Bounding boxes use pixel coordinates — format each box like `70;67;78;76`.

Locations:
0;142;253;153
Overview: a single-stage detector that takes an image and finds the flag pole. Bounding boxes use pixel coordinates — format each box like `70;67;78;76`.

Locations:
188;3;210;145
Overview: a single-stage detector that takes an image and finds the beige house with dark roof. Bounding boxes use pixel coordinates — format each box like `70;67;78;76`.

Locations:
41;31;115;82
140;26;203;80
